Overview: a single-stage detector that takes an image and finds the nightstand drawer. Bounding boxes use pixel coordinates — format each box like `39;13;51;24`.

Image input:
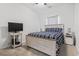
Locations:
65;37;73;45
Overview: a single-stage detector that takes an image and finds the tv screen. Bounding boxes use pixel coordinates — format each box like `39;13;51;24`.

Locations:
8;22;23;32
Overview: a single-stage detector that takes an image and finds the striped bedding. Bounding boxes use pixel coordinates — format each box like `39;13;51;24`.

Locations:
28;32;60;39
28;28;64;55
28;28;64;43
28;31;64;45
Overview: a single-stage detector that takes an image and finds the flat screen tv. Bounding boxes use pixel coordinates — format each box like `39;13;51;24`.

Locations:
8;22;23;33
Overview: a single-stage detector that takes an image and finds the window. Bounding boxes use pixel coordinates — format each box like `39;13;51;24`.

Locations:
46;15;60;25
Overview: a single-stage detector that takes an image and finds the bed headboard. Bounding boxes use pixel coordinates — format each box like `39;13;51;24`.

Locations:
45;24;64;29
45;24;64;32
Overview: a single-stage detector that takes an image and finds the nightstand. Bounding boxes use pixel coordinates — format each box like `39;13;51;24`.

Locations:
59;32;77;56
64;33;76;46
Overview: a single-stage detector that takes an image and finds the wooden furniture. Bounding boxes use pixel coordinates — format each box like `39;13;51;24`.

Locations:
65;32;76;46
26;36;56;56
9;32;22;48
26;24;64;56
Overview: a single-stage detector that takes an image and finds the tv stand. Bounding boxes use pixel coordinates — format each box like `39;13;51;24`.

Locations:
9;32;22;48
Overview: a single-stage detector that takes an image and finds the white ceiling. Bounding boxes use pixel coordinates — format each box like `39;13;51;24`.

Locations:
22;3;74;15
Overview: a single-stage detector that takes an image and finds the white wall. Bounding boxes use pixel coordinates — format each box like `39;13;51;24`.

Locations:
0;4;40;49
39;4;74;33
74;3;79;55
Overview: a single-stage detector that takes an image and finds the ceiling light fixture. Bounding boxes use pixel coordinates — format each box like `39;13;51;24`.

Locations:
33;3;52;8
34;3;47;6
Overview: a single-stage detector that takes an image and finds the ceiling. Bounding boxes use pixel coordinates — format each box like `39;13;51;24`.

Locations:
22;3;74;15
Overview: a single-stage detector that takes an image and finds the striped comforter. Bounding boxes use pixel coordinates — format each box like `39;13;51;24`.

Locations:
28;28;64;55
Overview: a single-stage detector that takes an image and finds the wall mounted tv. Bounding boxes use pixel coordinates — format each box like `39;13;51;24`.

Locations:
8;22;23;33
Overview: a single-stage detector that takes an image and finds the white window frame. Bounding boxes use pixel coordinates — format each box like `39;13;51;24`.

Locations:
46;15;60;25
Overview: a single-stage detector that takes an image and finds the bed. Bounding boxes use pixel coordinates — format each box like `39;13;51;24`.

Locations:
26;24;64;56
